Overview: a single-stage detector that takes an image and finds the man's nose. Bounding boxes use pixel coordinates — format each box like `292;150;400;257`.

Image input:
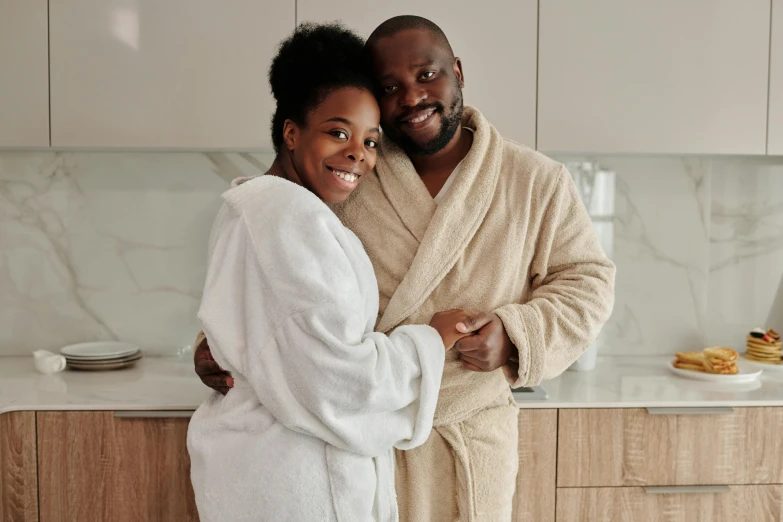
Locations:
401;85;427;108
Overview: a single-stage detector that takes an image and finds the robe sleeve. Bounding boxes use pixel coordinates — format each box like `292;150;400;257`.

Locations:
494;166;615;387
197;202;445;457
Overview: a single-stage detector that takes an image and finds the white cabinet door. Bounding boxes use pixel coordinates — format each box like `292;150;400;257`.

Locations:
297;1;538;147
538;0;771;155
49;0;294;149
0;0;49;148
769;0;783;155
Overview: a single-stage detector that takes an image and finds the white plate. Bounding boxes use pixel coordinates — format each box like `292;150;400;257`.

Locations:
742;356;783;373
667;360;762;383
60;341;139;360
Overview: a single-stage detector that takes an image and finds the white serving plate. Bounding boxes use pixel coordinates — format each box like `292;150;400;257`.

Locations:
742;356;783;373
667;360;762;384
60;341;139;360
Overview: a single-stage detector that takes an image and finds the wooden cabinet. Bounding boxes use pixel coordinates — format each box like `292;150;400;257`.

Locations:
556;485;783;522
297;0;538;147
0;412;38;522
37;411;198;522
0;0;49;148
769;0;783;154
48;0;295;149
557;407;783;487
538;0;771;154
512;410;557;522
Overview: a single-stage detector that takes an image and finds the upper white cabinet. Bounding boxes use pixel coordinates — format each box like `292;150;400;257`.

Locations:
538;0;771;155
0;0;50;148
769;0;783;155
49;0;295;149
298;0;538;147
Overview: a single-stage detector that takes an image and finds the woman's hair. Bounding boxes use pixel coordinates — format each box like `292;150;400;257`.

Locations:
269;22;374;153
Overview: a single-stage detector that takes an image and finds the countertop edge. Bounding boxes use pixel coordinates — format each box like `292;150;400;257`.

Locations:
515;399;783;409
0;404;199;415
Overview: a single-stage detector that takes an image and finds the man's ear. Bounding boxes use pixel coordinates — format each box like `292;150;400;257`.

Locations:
453;57;465;89
283;119;299;151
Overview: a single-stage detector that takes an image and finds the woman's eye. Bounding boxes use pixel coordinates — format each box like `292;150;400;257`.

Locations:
365;139;378;149
421;71;435;80
330;130;348;140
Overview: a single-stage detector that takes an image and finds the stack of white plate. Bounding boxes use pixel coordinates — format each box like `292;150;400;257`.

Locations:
60;341;143;371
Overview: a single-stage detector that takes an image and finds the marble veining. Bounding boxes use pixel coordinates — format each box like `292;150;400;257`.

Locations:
707;157;783;352
1;151;782;357
0;152;272;355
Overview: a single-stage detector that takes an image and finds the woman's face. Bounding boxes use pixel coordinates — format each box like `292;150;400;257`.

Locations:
285;87;381;204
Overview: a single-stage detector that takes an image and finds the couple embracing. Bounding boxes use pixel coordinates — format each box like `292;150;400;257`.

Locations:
187;15;615;522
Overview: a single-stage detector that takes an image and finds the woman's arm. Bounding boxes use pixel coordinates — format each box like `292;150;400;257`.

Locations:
198;197;446;456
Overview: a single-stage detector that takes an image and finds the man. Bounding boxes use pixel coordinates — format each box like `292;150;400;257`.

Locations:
194;15;615;522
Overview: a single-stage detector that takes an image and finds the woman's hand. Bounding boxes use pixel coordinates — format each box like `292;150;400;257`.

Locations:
429;309;478;350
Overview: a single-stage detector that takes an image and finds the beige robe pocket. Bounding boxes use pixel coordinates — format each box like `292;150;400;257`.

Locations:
440;395;519;521
395;393;519;522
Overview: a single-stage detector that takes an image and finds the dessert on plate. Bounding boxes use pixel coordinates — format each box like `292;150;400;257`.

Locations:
673;346;739;374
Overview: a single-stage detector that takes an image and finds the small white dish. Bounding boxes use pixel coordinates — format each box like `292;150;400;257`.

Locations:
60;341;139;360
742;356;783;373
667;360;762;384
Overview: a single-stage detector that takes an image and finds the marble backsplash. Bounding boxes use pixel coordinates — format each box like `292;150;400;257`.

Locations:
0;151;781;356
0;151;273;356
559;155;783;355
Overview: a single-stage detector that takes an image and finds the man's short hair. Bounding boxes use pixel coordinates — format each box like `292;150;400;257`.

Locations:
366;15;455;60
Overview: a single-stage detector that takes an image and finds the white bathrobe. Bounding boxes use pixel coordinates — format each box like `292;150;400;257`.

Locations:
187;176;446;522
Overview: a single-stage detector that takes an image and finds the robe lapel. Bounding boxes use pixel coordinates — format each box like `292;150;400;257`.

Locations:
376;107;505;333
375;138;437;243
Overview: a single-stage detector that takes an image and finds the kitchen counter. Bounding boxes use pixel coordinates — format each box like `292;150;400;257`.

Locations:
531;355;783;409
0;356;209;414
1;355;783;414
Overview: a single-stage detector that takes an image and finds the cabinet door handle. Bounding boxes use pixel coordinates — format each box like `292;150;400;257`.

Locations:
645;407;734;415
644;486;731;495
114;410;194;419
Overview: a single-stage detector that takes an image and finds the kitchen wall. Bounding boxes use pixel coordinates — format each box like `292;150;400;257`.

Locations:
559;155;783;356
0;151;272;356
0;151;781;356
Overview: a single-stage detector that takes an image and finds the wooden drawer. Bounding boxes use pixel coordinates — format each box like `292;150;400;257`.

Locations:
1;412;38;522
558;407;783;487
38;411;198;522
512;410;557;522
556;485;783;522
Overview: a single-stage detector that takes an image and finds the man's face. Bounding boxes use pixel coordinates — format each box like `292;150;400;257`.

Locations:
369;29;464;156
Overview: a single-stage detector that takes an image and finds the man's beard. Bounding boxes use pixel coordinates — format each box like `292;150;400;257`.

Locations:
391;92;464;156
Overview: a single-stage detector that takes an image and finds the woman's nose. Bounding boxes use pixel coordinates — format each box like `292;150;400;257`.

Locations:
345;141;364;162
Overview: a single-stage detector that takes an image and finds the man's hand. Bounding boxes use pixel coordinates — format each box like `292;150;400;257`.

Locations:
453;313;515;372
194;336;233;395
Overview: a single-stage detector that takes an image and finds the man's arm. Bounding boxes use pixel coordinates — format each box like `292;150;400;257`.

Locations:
455;166;615;386
193;331;233;395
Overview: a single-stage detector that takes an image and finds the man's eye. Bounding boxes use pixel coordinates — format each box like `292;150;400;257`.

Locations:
421;71;435;80
330;130;348;139
383;85;397;94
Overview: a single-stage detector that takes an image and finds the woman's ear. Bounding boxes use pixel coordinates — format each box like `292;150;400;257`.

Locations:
283;119;298;151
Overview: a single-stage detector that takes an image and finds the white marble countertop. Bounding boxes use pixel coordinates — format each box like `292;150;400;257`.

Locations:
0;356;210;414
1;355;783;414
529;355;783;409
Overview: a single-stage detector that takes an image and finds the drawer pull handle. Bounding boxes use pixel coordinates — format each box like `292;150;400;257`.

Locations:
114;410;194;419
645;407;734;415
645;486;731;495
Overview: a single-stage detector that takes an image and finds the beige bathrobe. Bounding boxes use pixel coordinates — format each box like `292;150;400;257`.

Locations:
332;107;615;521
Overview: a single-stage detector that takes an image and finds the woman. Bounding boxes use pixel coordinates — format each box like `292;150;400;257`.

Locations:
187;24;475;521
